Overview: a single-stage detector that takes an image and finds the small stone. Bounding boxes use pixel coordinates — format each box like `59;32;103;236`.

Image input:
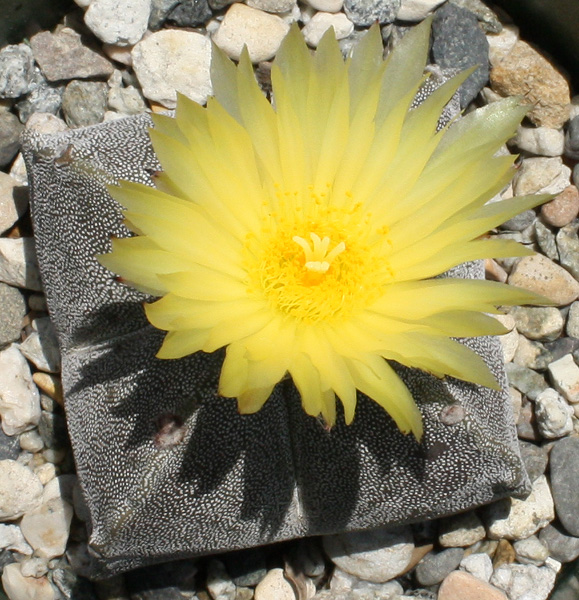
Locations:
490;563;557;600
20;556;49;578
0;237;42;291
542;186;579;228
505;363;548;400
539;522;579;563
302;12;354;47
19;429;44;453
30;28;114;82
34;463;56;486
132;29;212;108
548;354;579;404
323;525;414;583
511;305;564;342
102;43;134;66
499;328;519;363
15;83;64;124
0;344;41;436
206;558;237;599
0;44;36;98
326;567;404;598
450;0;502;33
557;222;579;281
534;221;558;262
513;535;549;566
485;258;508;282
533;388;573;439
25;112;68;136
1;562;55;600
512;126;565;157
166;0;214;25
213;4;290;63
516;398;539;441
343;0;400;26
62;80;108;128
0;523;33;555
431;3;490;107
0;426;20;461
247;0;296;13
567;301;579;338
223;548;267;586
0;282;26;347
513;337;552;371
0;111;24;168
415;547;464;586
459;553;493;582
0;172;28;236
486;24;519;66
510;386;522;423
32;373;63;406
396;0;446;21
483;474;555;541
499;209;536;232
254;568;297;600
550;436;579;537
84;0;151;46
20;317;61;373
438;571;507;600
493;538;516;568
9;153;27;186
513;157;570;196
438;512;486;547
508;254;579;306
490;40;571;129
0;460;43;521
303;0;343;13
564;115;579;160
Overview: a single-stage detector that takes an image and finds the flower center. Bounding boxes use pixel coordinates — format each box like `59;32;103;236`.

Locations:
292;233;346;275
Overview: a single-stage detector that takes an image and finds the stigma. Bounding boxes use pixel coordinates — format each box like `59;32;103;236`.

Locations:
293;233;346;274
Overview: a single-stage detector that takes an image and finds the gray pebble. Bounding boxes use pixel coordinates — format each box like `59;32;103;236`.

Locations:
517;398;540;441
223;548;267;587
491;563;557;600
19;317;61;373
518;440;549;483
564;115;579;160
513;535;549;566
534;388;574;439
556;222;579;281
507;363;550;400
415;547;464;586
166;0;213;27
62;81;108;128
38;410;68;449
431;2;489;107
510;306;564;342
0;427;20;461
545;338;579;363
513;337;553;371
149;0;181;29
0;111;23;168
500;209;537;232
16;83;63;124
535;221;559;262
0;282;26;348
0;44;36;99
550;436;579;537
449;0;502;33
343;0;400;26
539;523;579;563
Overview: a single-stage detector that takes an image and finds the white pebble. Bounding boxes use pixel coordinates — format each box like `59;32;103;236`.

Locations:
0;344;41;436
19;317;61;373
459;553;493;582
254;568;298;600
0;523;33;554
34;462;56;486
212;4;290;63
0;460;43;521
513;157;570;196
533;388;574;439
513;535;550;566
490;563;557;600
303;0;343;13
548;354;579;403
397;0;446;21
0;237;42;291
19;429;44;453
302;12;354;47
247;0;297;13
438;512;486;547
20;556;49;578
499;328;519;363
132;29;212;109
487;24;519;66
513;126;565;157
1;562;55;600
84;0;150;46
25;113;68;135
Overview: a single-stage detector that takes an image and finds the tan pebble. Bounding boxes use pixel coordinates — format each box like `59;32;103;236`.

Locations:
32;373;63;406
541;186;579;228
492;539;516;568
508;254;579;306
485;258;508;282
254;568;297;600
438;571;507;600
490;40;570;129
400;541;434;574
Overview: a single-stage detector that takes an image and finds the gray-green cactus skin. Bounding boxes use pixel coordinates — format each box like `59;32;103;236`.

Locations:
22;111;530;579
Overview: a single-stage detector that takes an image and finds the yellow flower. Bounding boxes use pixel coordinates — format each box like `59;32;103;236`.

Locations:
99;20;548;441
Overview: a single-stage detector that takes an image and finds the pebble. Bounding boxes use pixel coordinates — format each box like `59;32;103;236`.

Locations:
486;24;519;66
0;459;43;520
438;570;507;600
0;237;42;291
254;568;298;600
247;0;297;13
534;221;559;262
16;83;64;124
490;563;557;600
132;29;212;108
0;344;41;436
451;0;502;33
32;373;63;406
557;222;579;281
325;567;404;599
509;386;523;423
206;558;237;599
513;157;569;196
0;44;36;98
508;254;579;306
431;2;490;107
0;427;20;461
567;301;579;338
513;535;549;566
165;0;214;25
493;538;516;567
303;0;343;13
438;512;486;547
19;317;61;373
323;525;414;583
0;523;32;554
539;522;579;563
0;172;28;236
34;463;56;486
549;436;579;537
84;0;151;46
343;0;400;26
396;0;446;21
564;115;579;159
505;363;548;400
1;562;55;600
8;154;27;186
459;552;493;582
499;209;536;232
302;12;354;47
223;548;267;586
513;337;552;371
541;186;579;228
511;306;564;342
415;547;464;586
19;429;44;453
483;475;555;540
499;328;519;363
30;28;114;82
490;40;571;129
0;282;25;347
548;354;579;404
533;388;574;439
61;80;108;128
107;78;147;116
0;111;24;168
516;399;540;441
512;126;565;157
485;258;508;282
